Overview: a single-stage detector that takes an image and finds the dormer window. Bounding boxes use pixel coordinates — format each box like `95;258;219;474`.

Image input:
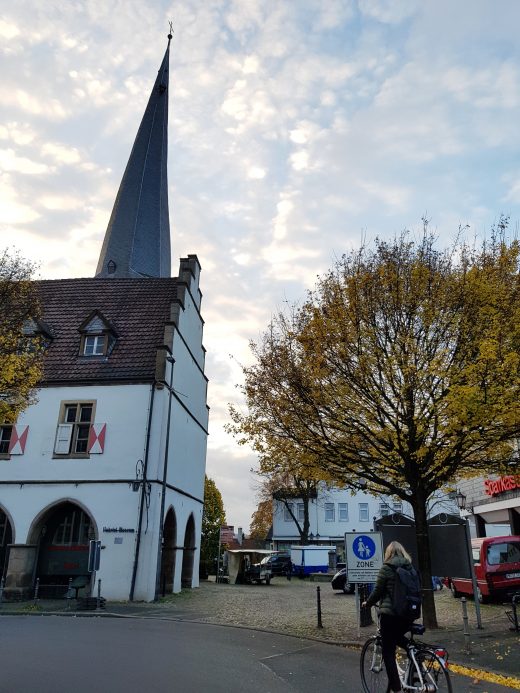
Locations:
84;335;106;356
20;319;53;353
78;311;117;358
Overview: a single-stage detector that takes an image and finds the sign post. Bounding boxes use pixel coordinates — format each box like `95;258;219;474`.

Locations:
88;539;101;598
345;532;383;637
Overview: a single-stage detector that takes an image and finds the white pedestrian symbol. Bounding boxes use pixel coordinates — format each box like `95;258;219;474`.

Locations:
357;537;370;558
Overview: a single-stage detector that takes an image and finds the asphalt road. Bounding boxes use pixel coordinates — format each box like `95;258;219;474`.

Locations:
0;616;514;692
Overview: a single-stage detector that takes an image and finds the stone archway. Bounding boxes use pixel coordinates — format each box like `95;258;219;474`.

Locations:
181;514;196;588
0;507;13;581
159;507;177;596
28;500;96;598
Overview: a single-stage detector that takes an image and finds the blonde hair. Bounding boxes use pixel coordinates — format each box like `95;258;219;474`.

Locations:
384;540;411;563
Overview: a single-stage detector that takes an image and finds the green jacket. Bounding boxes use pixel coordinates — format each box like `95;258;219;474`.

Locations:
365;556;413;616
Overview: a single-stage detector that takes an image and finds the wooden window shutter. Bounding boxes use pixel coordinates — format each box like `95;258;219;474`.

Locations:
88;423;106;454
8;425;29;455
54;424;73;454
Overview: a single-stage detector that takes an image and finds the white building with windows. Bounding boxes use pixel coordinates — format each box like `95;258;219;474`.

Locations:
0;34;209;602
272;485;411;558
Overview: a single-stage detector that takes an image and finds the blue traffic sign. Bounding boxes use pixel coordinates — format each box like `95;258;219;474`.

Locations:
352;535;376;560
345;532;383;583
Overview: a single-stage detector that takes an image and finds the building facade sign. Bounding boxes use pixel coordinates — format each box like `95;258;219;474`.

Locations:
484;475;520;497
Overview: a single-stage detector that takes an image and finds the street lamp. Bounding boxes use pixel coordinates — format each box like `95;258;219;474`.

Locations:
455;489;482;628
455;488;474;515
455;489;466;511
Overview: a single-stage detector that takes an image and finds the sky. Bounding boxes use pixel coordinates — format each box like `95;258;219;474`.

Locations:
3;0;520;532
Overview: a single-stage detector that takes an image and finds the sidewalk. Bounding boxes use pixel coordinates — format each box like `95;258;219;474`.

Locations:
1;579;518;687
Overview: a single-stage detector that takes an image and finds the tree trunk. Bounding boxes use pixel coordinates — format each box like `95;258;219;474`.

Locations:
301;499;310;544
413;496;438;629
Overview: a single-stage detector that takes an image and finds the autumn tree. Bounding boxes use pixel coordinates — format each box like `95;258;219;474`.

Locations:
229;224;520;627
253;468;319;544
249;499;272;541
200;476;226;575
0;249;44;424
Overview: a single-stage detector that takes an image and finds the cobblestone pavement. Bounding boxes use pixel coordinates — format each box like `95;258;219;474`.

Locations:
2;577;519;685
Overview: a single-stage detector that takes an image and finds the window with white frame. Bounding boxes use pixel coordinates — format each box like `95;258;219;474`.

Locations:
325;502;335;522
393;502;403;514
297;503;304;522
379;503;391;517
284;503;294;522
338;503;348;521
359;503;369;521
54;401;95;456
83;335;106;356
78;311;117;358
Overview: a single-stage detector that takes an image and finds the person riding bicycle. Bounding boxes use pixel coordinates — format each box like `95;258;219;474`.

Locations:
361;541;415;693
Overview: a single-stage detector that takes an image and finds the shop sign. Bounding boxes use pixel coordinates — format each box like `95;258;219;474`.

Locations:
484;474;520;496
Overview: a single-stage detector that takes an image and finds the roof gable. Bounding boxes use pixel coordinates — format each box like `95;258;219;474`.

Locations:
78;310;118;336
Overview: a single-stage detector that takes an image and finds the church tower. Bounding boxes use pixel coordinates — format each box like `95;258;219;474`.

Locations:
95;32;172;278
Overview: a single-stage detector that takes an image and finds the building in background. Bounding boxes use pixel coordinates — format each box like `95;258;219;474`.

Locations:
0;33;209;601
271;483;459;559
455;474;520;539
271;485;408;558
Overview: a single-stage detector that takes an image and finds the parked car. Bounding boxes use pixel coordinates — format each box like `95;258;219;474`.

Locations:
330;567;355;594
432;576;444;591
446;535;520;603
259;553;292;576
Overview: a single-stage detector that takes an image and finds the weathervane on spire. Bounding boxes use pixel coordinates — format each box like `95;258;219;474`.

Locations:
168;20;173;41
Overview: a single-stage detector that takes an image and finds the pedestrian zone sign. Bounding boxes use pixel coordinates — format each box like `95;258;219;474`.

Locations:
345;532;383;583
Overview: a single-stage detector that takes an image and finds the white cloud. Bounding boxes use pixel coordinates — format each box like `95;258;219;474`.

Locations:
5;89;68;120
247;166;266;179
0;179;41;224
41;142;82;165
0;19;20;40
0;148;50;175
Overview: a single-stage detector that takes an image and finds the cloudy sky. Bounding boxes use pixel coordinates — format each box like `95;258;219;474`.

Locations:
3;0;520;532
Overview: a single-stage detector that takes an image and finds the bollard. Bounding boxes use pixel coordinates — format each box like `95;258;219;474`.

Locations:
33;577;40;606
66;577;73;610
510;594;520;633
359;584;374;627
316;586;323;628
461;597;471;654
96;578;101;611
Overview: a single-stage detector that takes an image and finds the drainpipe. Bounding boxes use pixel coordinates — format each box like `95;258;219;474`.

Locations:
155;355;175;599
129;381;156;601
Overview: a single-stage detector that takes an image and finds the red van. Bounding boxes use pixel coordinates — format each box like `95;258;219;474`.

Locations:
448;535;520;603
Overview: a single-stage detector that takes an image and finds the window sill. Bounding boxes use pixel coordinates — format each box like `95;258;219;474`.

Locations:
52;454;91;460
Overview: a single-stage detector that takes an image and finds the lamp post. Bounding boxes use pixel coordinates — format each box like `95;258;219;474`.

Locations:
455;489;482;629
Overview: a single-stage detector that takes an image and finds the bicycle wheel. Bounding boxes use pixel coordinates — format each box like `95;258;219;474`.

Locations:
360;636;387;693
417;649;453;692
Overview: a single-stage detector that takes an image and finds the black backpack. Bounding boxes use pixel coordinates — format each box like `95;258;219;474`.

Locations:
390;565;422;621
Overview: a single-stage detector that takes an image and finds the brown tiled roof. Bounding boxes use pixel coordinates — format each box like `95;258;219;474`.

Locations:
35;278;178;383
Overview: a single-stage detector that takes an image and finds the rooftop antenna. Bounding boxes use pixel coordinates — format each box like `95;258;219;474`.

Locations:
168;20;173;41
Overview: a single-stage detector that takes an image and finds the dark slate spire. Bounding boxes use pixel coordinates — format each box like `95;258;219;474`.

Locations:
96;32;172;278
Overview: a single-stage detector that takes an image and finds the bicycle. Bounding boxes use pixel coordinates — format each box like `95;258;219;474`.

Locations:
360;620;452;692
